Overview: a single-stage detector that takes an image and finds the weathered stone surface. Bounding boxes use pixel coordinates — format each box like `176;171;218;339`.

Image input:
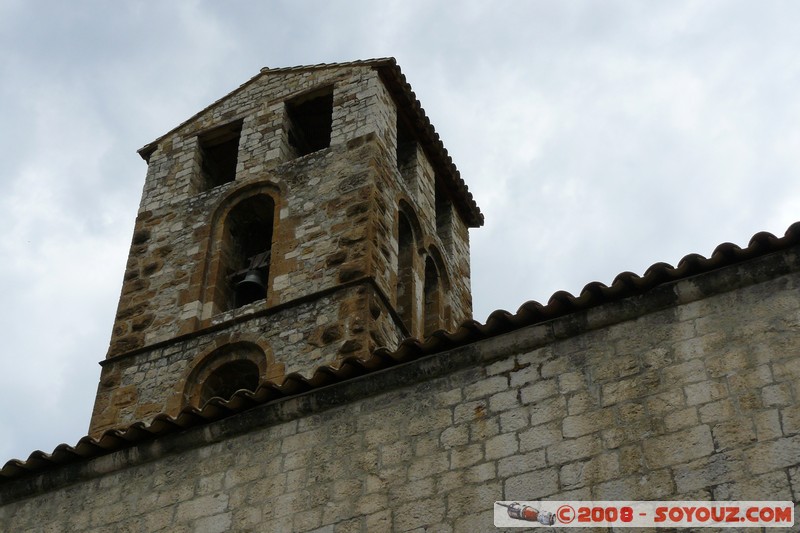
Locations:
90;63;475;437
3;62;800;533
643;426;714;469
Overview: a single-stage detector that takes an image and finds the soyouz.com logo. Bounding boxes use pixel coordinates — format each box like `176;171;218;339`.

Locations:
493;501;794;528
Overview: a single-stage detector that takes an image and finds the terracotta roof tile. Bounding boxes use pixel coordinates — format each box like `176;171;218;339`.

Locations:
2;221;799;482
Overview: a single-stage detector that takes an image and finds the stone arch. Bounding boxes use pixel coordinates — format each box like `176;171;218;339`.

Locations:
423;246;450;337
201;181;283;318
180;339;276;409
425;245;450;291
397;199;423;250
396;201;423;335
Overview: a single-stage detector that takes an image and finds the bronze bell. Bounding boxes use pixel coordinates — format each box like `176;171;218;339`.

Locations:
235;270;267;307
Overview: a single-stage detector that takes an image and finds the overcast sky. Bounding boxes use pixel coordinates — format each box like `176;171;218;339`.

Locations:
1;0;799;464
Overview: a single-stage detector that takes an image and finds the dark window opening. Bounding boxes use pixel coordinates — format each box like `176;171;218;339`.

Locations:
286;87;333;157
424;257;441;337
397;116;417;180
435;183;452;242
199;120;243;189
219;195;275;311
397;214;415;333
199;359;260;406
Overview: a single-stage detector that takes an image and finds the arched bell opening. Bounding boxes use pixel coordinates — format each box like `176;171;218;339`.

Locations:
423;256;442;337
397;212;415;334
218;194;275;311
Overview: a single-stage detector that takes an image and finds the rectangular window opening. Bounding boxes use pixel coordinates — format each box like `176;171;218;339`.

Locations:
435;181;454;250
397;116;417;181
199;120;243;189
285;87;333;158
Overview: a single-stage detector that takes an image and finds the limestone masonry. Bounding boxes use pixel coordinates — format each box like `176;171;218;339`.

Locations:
90;59;478;436
1;59;799;532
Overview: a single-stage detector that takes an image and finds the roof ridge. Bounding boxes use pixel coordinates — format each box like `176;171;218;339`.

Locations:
259;57;396;74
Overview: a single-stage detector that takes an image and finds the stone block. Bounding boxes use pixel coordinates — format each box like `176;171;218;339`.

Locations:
672;451;748;493
594;469;673;500
509;364;539;387
546;435;601;465
408;452;450;481
643;425;714;469
520;379;558;404
450;444;483;469
440;425;469;448
698;399;736;423
529;395;567;426
504;468;559;500
379;441;410;467
745;435;800;474
519;421;562;452
446;482;501;519
662;359;706;384
389;478;434;503
489;390;519;413
365;511;391;532
711;418;756;452
753;409;782;441
566;390;598;415
762;383;793;407
714;470;793;501
601;374;648;406
499;407;530;433
685;380;728;406
781;405;800;435
558;371;585;393
618;445;645;475
175;493;229;522
453;400;486;425
465;462;496;483
559;452;619;489
407;408;452;436
497;449;547;478
484;433;518;460
664;407;698;432
464;376;509;400
562;408;615;438
195;512;233;533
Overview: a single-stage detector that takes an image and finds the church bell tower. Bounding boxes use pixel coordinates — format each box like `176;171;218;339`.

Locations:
89;59;483;437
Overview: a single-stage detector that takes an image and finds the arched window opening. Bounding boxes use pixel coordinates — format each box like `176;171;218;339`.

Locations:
198;359;260;406
424;257;442;337
397;213;415;333
220;195;275;311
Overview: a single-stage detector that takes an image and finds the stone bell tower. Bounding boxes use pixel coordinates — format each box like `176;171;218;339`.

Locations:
88;59;483;437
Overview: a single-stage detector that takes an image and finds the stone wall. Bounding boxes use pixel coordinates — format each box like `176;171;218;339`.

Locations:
94;63;475;436
3;247;799;531
91;280;400;435
110;64;472;358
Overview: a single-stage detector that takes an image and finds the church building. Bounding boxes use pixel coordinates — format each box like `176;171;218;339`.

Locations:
1;59;799;531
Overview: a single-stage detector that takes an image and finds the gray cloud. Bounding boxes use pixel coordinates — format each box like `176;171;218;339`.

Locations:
1;0;799;463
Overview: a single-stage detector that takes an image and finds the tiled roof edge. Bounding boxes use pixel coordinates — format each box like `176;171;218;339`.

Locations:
375;64;484;227
2;221;799;481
